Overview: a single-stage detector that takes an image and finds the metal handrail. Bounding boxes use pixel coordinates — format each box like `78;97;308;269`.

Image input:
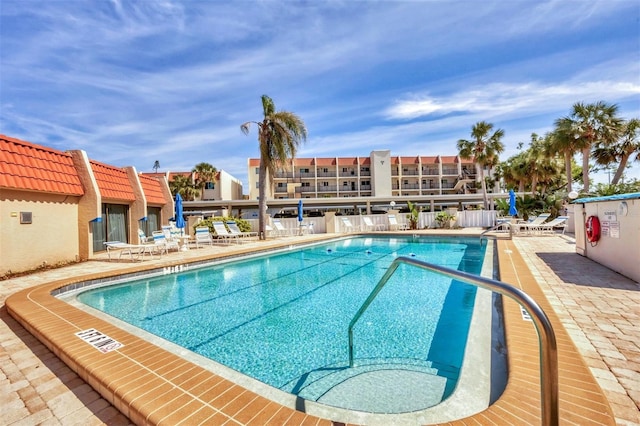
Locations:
480;221;514;244
347;257;558;426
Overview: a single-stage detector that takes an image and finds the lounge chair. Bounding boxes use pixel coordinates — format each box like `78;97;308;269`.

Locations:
272;219;293;236
193;226;214;248
362;216;385;231
340;216;356;233
152;231;180;254
516;213;551;234
536;216;569;235
212;221;240;244
226;221;258;240
388;214;408;231
104;241;154;261
138;229;153;244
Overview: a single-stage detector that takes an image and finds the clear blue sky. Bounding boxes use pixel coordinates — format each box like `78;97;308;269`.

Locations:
2;0;639;191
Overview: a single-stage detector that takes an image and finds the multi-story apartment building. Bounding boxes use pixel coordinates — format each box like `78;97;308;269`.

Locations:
247;150;480;200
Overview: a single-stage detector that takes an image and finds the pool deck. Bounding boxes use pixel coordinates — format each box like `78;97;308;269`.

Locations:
1;231;638;425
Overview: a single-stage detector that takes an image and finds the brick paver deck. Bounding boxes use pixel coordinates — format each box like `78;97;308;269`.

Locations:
1;232;637;425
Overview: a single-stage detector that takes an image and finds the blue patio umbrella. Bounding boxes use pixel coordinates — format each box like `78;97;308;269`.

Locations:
175;193;185;233
508;189;518;217
297;199;304;222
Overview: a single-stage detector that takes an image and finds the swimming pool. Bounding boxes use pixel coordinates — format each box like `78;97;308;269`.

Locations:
75;236;497;418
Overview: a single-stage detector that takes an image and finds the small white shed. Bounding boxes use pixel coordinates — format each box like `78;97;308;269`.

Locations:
573;192;640;283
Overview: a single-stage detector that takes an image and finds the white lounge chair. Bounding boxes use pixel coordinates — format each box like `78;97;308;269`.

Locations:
152;231;180;254
104;241;154;261
516;213;551;234
362;216;385;231
226;221;258;240
193;226;214;248
272;219;293;236
212;221;240;244
388;214;408;231
536;216;569;235
340;216;356;233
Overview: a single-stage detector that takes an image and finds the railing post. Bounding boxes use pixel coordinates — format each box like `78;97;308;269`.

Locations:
348;256;558;425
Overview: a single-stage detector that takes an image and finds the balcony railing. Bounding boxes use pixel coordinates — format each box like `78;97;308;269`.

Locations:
401;170;419;176
442;168;458;175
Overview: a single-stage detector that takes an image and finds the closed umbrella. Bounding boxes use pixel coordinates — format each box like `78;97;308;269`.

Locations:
297;199;304;223
175;193;185;234
508;189;518;217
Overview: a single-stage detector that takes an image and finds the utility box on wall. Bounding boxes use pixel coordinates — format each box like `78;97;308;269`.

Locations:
573;192;640;283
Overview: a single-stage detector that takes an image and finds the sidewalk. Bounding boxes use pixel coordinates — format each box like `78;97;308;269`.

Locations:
1;234;638;425
514;235;640;425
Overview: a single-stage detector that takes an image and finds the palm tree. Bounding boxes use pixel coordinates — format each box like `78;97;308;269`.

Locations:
241;95;308;240
192;162;218;200
563;101;623;193
457;121;505;209
152;160;160;173
593;118;640;185
169;174;199;201
549;117;580;193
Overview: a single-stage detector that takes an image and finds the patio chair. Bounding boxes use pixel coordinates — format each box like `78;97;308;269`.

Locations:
226;221;258;240
152;231;180;254
340;216;356;233
272;219;293;236
516;213;551;234
212;221;240;244
388;214;408;231
536;216;569;235
104;241;154;262
193;226;214;248
362;216;385;231
138;228;153;244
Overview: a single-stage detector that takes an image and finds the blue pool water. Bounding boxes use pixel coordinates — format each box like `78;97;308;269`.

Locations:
78;236;487;414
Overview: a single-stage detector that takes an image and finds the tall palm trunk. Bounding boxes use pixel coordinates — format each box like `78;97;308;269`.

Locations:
478;165;488;209
611;153;629;185
582;146;591;193
565;151;573;193
258;162;268;240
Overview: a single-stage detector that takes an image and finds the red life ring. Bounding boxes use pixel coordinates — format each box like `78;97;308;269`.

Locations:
586;216;601;243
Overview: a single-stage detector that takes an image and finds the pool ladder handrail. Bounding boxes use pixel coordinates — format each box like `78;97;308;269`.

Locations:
347;256;558;426
480;221;514;245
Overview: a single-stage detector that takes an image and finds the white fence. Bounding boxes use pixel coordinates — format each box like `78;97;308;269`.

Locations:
247;210;498;235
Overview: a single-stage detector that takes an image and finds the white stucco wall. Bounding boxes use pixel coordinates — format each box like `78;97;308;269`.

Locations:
573;195;640;283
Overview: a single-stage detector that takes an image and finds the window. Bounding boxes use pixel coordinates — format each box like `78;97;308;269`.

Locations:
302;182;310;187
342;167;348;172
361;167;370;172
300;168;309;173
404;180;409;185
343;182;348;186
323;182;329;186
362;180;370;186
255;168;259;174
204;182;215;190
277;182;284;187
323;168;328;173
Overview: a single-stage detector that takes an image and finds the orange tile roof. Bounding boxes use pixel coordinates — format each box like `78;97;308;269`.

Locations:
337;157;357;165
459;157;475;164
248;159;260;166
90;160;136;201
391;156;400;164
315;158;336;166
294;158;314;166
0;135;84;196
420;156;438;164
139;174;167;205
359;157;370;165
439;155;457;163
400;156;419;164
